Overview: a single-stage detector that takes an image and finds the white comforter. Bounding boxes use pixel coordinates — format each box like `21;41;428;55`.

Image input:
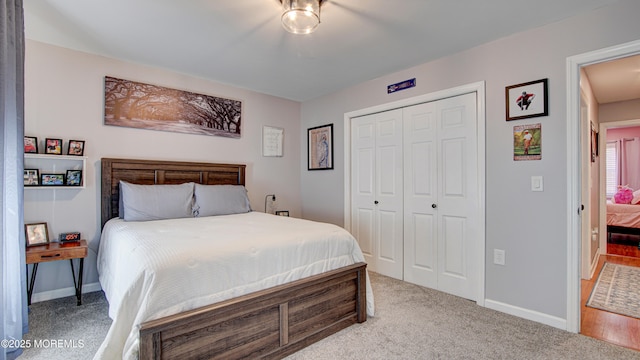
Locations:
94;212;374;359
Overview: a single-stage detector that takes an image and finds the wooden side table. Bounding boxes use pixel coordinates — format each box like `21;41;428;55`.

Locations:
25;240;88;306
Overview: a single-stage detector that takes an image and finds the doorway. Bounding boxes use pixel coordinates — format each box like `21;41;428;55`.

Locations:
598;120;640;260
567;39;640;334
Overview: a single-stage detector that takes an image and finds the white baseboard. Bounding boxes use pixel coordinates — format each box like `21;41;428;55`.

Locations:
484;299;567;330
30;282;102;304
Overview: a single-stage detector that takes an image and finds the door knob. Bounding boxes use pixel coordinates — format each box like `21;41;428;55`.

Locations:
431;204;437;208
374;201;379;205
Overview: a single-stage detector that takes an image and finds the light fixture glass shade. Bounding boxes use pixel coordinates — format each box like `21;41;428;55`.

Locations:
281;0;320;35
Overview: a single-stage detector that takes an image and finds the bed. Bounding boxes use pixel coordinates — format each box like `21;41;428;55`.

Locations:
96;158;373;359
606;201;640;247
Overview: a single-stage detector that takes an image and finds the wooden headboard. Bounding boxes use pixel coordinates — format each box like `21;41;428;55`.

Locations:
101;158;246;228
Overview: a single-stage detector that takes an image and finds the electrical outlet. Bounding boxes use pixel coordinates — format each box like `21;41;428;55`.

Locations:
494;249;506;266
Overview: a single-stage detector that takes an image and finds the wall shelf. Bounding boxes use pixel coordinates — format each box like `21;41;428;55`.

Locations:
24;153;86;189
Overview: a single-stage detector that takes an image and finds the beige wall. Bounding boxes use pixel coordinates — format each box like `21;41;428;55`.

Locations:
24;40;302;298
600;98;640;123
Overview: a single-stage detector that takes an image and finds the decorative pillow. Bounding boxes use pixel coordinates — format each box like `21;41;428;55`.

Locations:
193;184;251;217
613;185;633;205
120;181;194;221
633;189;640;205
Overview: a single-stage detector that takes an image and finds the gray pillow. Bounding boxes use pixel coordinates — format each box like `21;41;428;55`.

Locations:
193;184;251;217
120;181;194;221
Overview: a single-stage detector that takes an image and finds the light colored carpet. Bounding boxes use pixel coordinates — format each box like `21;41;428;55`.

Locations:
20;272;640;359
587;262;640;319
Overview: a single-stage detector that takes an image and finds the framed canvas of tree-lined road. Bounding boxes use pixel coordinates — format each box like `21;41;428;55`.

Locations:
104;76;242;138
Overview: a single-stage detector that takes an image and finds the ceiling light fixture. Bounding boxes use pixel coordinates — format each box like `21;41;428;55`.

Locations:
281;0;324;35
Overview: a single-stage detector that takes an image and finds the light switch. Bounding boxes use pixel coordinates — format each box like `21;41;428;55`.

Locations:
531;176;543;192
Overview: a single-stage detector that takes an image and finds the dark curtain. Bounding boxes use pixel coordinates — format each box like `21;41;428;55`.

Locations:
0;0;27;359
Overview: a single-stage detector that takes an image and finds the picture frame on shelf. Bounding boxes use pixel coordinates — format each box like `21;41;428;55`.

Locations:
45;138;63;155
25;222;49;247
65;170;82;186
41;173;65;186
67;140;85;156
24;136;38;153
24;169;39;186
505;78;548;121
307;123;333;170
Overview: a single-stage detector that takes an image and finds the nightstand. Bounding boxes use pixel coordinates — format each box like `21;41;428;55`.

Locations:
25;240;88;306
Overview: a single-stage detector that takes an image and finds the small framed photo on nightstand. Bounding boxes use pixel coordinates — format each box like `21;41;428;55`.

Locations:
25;222;49;247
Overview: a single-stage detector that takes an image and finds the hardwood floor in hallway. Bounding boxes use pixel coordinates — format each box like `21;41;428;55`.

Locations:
581;253;640;351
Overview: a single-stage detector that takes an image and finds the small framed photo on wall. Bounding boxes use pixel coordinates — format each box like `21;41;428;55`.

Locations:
24;136;38;153
25;222;49;247
505;78;548;121
67;140;85;156
45;138;63;155
24;169;39;186
307;124;333;170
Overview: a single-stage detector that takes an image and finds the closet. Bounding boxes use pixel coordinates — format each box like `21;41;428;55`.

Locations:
350;93;479;301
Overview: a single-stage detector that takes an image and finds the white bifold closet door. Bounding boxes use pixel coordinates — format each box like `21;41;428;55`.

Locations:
351;109;404;280
351;92;478;301
403;93;478;301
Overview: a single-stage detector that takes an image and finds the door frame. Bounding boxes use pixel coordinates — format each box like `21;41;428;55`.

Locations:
343;81;486;306
566;39;640;333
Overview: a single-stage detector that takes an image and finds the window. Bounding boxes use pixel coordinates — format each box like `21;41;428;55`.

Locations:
605;142;618;198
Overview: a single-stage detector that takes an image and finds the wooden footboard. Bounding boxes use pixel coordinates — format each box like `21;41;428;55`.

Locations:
139;262;367;359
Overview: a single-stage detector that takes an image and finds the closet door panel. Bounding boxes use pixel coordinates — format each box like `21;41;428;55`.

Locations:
351;116;377;267
436;93;478;301
374;109;404;279
351;110;403;279
403;102;438;287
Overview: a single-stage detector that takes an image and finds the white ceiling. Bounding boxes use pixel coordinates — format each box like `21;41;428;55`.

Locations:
24;0;628;102
583;54;640;104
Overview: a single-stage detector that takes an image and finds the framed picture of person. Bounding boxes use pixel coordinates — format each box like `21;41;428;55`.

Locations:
65;170;83;186
41;173;65;186
25;222;49;247
24;169;40;186
67;140;85;156
45;138;63;155
505;78;548;121
307;124;333;170
24;136;38;153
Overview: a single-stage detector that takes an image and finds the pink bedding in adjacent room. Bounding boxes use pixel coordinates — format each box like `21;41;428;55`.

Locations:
607;202;640;228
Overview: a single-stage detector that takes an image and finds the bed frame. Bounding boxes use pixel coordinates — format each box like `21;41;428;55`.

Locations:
607;225;640;248
101;158;367;359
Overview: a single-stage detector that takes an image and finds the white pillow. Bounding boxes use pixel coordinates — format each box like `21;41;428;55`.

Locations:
633;189;640;205
120;181;194;221
193;184;251;217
